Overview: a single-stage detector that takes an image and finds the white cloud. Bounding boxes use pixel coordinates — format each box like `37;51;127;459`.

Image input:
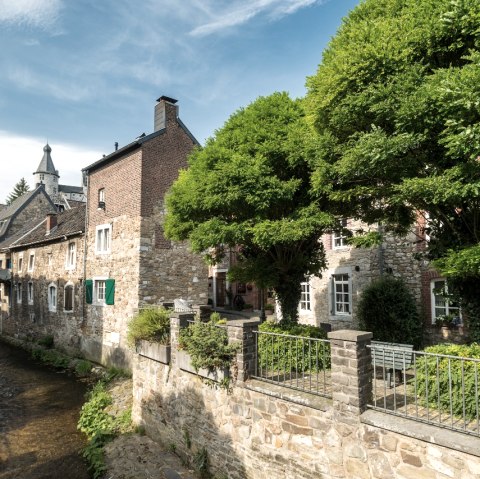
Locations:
0;131;102;202
0;0;63;29
189;0;323;37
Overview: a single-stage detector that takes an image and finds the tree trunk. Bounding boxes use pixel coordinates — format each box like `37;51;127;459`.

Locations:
274;279;302;324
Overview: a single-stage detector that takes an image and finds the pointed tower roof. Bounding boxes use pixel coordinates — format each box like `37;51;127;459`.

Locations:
34;143;58;176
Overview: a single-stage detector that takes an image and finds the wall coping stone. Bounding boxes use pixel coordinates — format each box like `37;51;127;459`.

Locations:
245;379;330;412
226;318;261;328
362;409;480;458
328;330;373;342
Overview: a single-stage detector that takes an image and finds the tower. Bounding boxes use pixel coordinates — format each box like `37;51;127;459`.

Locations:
33;144;60;200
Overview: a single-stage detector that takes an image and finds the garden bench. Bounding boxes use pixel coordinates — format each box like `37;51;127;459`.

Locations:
371;341;414;388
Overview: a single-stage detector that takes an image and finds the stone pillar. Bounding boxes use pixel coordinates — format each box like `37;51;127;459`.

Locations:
170;312;194;368
327;330;373;422
226;319;260;383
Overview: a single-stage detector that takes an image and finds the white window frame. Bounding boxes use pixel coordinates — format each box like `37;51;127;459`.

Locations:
27;281;34;305
98;188;105;203
330;267;352;319
93;277;107;306
18;254;23;273
332;219;348;249
95;224;112;254
430;279;462;325
64;282;74;313
27;251;35;272
48;283;57;312
65;242;76;269
16;282;22;304
300;279;311;311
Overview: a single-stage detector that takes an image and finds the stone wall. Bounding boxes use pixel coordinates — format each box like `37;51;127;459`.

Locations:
132;317;480;479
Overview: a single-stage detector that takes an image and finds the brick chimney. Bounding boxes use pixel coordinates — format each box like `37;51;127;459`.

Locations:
154;96;178;132
46;213;57;235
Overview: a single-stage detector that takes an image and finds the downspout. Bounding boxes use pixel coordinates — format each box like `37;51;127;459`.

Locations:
82;173;89;324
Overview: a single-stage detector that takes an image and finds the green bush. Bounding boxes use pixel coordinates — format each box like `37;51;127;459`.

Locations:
257;321;330;372
37;335;54;348
179;319;240;371
413;343;480;421
75;359;93;376
126;306;171;347
358;276;422;349
31;347;70;368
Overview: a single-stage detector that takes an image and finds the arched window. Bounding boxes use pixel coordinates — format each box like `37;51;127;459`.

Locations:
64;283;74;312
48;283;57;312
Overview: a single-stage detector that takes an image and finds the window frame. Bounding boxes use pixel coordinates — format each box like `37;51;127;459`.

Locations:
27;281;34;305
332;219;348;249
16;282;22;304
27;251;35;272
64;282;74;313
65;242;76;269
329;267;352;319
48;282;57;312
18;254;23;273
95;224;112;254
299;279;311;312
430;279;462;325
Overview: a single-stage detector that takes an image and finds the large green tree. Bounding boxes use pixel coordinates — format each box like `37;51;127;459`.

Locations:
306;0;480;339
165;92;333;323
6;178;30;205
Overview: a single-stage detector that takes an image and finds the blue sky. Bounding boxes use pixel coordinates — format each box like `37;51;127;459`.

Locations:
0;0;359;199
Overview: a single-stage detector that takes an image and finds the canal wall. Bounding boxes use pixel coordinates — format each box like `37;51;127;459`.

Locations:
132;314;480;479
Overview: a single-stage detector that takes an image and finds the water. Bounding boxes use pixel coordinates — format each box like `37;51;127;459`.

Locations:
0;340;90;479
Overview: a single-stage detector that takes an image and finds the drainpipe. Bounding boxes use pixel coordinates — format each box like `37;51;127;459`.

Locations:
82;173;89;324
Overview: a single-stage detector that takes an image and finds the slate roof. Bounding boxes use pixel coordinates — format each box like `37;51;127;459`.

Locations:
59;184;84;194
6;205;85;250
35;143;58;175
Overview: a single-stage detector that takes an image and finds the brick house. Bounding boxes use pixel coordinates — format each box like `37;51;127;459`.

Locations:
2;208;85;351
80;96;208;368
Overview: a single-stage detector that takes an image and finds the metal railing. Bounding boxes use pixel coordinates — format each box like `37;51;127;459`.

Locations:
252;330;332;398
368;344;480;437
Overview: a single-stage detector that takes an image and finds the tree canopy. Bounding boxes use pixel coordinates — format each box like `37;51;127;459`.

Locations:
306;0;480;338
165;92;333;323
6;178;30;205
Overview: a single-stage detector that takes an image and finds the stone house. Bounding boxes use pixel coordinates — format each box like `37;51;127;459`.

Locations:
80;96;208;368
2;208;85;354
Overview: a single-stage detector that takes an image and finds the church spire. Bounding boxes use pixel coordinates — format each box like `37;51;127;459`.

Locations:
34;143;58;175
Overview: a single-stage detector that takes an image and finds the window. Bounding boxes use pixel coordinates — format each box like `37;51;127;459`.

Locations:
6;258;11;269
18;255;23;272
0;260;2;268
86;278;115;306
28;281;34;304
28;252;35;272
66;242;76;269
48;283;57;312
64;284;74;312
331;271;351;316
98;188;105;203
95;224;111;254
16;282;22;304
333;219;348;249
431;279;461;325
39;174;44;181
300;279;311;311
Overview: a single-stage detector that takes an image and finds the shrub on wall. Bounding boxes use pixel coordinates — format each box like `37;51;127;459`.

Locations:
358;276;422;349
414;343;480;421
126;306;171;347
178;316;239;371
257;321;330;372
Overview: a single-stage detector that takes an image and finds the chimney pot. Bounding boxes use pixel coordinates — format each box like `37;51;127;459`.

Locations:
154;95;179;132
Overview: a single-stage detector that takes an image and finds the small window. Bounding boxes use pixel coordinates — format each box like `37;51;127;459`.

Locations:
48;283;57;312
95;224;111;254
16;282;22;304
18;255;23;272
98;188;105;203
333;219;348;249
431;279;462;325
96;280;106;303
86;278;115;306
28;281;34;304
64;284;74;312
330;272;351;317
300;279;311;311
66;242;76;269
39;174;44;181
6;258;11;269
28;252;35;272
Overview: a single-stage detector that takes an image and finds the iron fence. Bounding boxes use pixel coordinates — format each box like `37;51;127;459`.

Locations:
368;344;480;437
252;330;332;398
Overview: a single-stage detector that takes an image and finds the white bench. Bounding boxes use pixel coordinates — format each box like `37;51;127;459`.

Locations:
371;341;414;388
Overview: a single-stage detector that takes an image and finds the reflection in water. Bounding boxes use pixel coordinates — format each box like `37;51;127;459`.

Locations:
0;340;90;479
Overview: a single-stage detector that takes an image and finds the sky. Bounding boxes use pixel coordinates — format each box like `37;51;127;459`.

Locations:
0;0;359;200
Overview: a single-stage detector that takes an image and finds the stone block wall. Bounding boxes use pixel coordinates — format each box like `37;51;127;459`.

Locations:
132;319;480;479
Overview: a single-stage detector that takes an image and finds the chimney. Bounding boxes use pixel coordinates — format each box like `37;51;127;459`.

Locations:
154;96;178;132
46;213;57;235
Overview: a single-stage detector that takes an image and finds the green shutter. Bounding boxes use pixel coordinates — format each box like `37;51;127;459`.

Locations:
85;279;93;304
105;279;115;305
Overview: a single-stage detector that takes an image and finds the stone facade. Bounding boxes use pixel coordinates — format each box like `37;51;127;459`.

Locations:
132;317;480;479
82;97;208;368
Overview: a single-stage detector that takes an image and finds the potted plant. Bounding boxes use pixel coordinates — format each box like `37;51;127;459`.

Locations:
127;306;171;364
178;313;239;381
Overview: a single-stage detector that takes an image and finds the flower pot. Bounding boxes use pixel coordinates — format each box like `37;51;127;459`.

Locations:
136;340;171;364
177;349;230;381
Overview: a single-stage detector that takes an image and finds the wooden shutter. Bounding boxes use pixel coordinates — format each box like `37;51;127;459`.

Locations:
105;279;115;305
85;279;93;304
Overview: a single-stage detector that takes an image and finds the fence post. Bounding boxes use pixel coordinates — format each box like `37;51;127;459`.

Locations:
170;312;194;368
227;319;260;383
327;330;373;422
